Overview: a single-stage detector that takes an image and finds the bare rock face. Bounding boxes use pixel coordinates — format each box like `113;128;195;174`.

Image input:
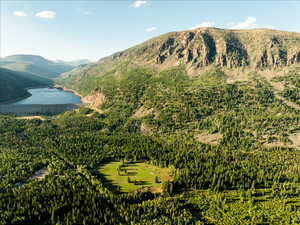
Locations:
60;28;300;95
257;37;288;67
117;28;300;74
82;92;106;108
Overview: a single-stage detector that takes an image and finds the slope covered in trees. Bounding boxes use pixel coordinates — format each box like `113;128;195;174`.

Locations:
0;68;52;104
2;65;300;224
1;28;300;224
1;97;300;224
59;28;300;88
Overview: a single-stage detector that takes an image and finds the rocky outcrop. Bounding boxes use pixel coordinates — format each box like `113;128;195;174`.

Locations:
58;28;300;95
118;28;300;73
82;92;106;108
132;106;153;119
256;37;289;67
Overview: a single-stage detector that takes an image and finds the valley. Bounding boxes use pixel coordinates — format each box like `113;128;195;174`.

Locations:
0;87;81;116
1;27;300;224
0;68;53;104
12;88;81;105
0;54;87;105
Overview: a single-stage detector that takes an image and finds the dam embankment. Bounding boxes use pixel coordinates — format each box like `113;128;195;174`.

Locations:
0;104;79;116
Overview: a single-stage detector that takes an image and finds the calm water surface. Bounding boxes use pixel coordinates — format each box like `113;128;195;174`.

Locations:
13;88;81;105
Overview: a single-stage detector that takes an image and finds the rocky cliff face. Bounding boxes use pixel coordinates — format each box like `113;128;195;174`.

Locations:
111;28;300;74
58;28;300;94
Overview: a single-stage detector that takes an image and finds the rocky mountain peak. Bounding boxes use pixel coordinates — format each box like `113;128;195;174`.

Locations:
113;28;300;74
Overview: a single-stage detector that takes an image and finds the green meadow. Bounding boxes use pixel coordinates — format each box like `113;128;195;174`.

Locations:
99;161;172;193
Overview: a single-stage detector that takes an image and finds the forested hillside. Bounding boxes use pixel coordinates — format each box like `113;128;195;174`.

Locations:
1;95;300;224
0;68;52;104
1;28;300;224
4;63;300;224
59;28;300;86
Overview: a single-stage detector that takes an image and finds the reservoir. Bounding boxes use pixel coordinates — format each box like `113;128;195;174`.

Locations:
13;88;81;105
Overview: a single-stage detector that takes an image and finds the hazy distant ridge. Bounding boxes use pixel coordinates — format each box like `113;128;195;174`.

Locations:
0;54;76;79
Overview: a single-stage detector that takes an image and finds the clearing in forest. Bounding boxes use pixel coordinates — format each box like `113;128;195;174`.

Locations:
289;132;300;147
196;132;223;145
29;167;49;180
17;116;46;120
99;161;172;193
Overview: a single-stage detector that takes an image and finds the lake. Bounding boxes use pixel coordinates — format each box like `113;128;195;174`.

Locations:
13;88;81;105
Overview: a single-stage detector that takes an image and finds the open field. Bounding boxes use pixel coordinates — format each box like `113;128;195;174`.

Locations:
99;161;172;193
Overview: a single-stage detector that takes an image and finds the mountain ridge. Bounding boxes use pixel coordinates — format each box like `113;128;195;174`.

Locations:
0;54;75;79
110;27;300;73
58;28;300;95
54;59;92;67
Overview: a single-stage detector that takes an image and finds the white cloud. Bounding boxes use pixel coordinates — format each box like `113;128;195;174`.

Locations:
190;21;215;30
230;17;257;29
146;26;157;32
13;11;27;17
35;11;56;19
132;0;148;8
229;17;275;30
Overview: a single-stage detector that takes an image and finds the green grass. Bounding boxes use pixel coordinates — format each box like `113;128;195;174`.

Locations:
99;161;172;193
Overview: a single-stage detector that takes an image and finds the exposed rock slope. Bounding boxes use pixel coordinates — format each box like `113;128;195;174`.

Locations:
58;28;300;97
115;28;300;73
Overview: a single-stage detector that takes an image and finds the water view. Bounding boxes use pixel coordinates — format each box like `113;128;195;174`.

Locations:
13;88;81;105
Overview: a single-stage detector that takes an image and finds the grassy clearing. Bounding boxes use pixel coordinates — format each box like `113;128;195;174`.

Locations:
99;161;172;193
195;132;223;145
17;116;46;120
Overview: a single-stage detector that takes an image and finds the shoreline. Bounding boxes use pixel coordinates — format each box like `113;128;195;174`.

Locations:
54;85;85;104
55;85;104;113
0;85;53;105
0;85;83;106
0;92;32;105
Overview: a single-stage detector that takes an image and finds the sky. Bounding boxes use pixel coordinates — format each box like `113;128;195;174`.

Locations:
1;0;300;61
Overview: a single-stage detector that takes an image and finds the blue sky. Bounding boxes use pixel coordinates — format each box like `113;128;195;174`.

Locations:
1;0;300;61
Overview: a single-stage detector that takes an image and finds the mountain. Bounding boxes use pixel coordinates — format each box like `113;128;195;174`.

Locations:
0;54;75;79
57;28;300;138
0;68;52;104
58;63;97;79
113;27;300;72
58;28;300;93
3;28;300;224
55;59;92;67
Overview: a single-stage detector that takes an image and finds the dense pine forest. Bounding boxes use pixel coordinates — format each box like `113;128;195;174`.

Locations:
1;63;300;224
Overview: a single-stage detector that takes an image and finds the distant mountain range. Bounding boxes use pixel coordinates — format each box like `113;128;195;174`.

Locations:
0;54;92;103
0;55;90;79
0;68;52;104
54;59;92;67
